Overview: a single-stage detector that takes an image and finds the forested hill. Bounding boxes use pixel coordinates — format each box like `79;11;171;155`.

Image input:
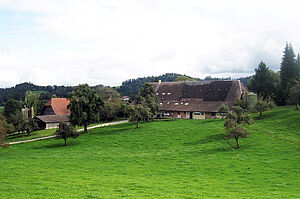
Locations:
116;73;198;98
0;82;75;105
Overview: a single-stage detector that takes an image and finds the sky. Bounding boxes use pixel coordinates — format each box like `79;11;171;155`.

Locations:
1;0;300;88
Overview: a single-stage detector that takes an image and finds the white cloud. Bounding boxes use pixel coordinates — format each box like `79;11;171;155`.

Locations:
1;0;300;87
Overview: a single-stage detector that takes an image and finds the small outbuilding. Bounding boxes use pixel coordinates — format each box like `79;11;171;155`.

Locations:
35;115;70;129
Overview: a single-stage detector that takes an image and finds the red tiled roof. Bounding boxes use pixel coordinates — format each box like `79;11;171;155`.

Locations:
45;98;71;115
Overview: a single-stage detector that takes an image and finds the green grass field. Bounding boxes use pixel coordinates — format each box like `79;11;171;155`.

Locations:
0;106;4;113
1;106;300;198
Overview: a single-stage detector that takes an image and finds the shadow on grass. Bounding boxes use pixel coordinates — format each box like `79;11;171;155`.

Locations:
253;109;286;120
75;124;138;139
184;134;225;145
191;147;233;155
30;140;80;149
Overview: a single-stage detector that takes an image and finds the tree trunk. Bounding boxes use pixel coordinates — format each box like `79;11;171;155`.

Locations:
64;138;67;146
235;136;240;148
136;120;140;128
84;124;88;133
259;112;262;119
296;103;299;110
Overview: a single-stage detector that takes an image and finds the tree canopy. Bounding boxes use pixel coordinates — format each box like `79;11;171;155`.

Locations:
128;104;151;128
0;115;7;147
224;106;253;149
25;91;39;118
4;99;22;123
55;122;79;146
135;83;159;117
68;84;104;133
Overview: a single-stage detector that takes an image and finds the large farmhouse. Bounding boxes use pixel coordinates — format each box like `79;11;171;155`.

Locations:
35;98;70;129
152;80;246;119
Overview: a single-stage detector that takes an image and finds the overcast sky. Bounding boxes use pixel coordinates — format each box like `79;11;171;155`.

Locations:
1;0;300;88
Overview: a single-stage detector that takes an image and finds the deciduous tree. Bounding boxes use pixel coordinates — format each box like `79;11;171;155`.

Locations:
135;83;159;117
55;122;79;146
218;103;229;120
4;99;22;123
128;104;151;128
254;100;269;119
68;84;104;133
25;91;39;118
224;106;253;149
0;115;7;147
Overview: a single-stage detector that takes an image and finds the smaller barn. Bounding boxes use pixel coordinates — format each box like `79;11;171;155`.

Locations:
35;98;71;129
35;115;70;129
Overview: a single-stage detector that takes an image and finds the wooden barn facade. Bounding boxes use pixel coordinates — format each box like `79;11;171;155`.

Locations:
152;80;246;119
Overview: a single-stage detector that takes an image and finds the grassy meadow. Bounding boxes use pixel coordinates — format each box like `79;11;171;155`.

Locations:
1;106;300;198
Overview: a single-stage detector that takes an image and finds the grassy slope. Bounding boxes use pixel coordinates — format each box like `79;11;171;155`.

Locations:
1;106;300;198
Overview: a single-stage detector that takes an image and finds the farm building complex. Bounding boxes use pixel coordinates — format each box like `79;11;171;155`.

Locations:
35;98;70;129
152;80;247;119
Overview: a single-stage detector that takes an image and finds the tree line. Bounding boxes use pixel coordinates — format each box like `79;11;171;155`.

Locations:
248;43;300;107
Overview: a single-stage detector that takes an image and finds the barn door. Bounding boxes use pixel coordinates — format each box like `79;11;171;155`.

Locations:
205;112;212;119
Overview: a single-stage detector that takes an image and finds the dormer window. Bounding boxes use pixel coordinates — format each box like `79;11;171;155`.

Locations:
175;103;178;105
167;102;170;104
156;93;159;95
185;103;189;105
162;93;165;95
167;93;171;95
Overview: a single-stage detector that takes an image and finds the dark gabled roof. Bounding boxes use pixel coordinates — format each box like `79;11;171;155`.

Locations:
35;115;69;123
45;98;70;115
152;80;242;112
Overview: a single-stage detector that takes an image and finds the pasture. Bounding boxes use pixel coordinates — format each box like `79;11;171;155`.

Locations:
1;106;300;198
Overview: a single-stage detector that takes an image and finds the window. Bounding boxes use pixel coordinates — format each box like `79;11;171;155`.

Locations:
212;113;216;116
201;112;204;115
156;93;159;95
167;102;170;104
194;112;201;115
185;103;189;105
178;112;180;114
175;103;178;105
162;93;165;95
167;93;171;95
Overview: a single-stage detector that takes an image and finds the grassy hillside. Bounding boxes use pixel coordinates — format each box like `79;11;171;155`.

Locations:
1;106;300;198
